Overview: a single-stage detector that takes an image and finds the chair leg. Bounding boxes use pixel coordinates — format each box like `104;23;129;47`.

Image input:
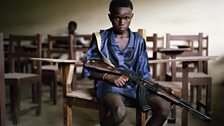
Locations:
194;78;212;116
206;78;212;116
50;75;54;99
196;86;202;111
53;72;57;105
64;100;72;126
48;72;57;105
136;109;147;126
32;83;37;103
190;85;194;104
167;105;176;123
10;85;20;125
36;81;42;115
71;67;77;90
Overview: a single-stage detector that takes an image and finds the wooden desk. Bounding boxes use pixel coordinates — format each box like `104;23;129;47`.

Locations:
149;56;218;126
158;48;192;80
30;58;83;92
30;58;82;92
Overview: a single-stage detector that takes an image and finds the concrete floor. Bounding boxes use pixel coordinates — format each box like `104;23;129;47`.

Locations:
5;79;224;126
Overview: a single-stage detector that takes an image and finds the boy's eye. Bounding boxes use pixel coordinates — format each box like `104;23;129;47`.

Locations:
112;16;132;21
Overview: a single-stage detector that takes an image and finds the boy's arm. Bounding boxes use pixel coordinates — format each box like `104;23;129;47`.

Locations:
90;71;128;87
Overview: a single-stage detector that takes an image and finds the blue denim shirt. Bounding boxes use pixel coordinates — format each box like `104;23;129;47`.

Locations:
82;28;151;99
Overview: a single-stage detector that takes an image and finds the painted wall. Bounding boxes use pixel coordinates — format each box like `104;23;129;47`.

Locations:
0;0;224;83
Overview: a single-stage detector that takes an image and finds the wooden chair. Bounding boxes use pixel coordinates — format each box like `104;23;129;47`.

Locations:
63;30;152;126
0;33;6;126
145;33;164;80
41;34;74;105
140;30;183;123
42;34;91;105
4;34;42;124
164;33;212;116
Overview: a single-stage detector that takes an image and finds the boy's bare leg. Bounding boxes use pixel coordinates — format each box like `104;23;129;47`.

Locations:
146;96;171;126
100;93;127;126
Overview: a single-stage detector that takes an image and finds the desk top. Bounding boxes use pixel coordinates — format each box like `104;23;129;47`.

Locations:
149;56;219;64
31;56;219;65
30;58;82;64
158;48;191;56
158;48;191;52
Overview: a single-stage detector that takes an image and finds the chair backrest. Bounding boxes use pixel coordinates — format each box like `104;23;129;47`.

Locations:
146;34;164;80
202;35;209;73
76;34;92;46
166;33;203;57
75;34;91;61
3;36;9;73
47;34;75;60
0;33;6;126
8;34;42;74
138;29;164;80
203;35;209;57
165;33;205;72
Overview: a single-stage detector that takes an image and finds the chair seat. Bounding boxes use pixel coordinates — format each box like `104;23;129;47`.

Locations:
5;73;40;86
5;73;38;79
167;72;210;78
67;82;186;102
67;88;147;110
67;88;95;100
166;72;211;86
176;72;210;78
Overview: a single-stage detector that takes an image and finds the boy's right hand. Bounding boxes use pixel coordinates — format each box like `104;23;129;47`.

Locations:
104;74;129;87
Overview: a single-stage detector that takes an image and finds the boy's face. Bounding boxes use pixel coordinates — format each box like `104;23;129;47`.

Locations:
109;7;133;34
68;24;76;33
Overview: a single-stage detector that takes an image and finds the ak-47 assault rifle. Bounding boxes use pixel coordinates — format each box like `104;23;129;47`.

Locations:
84;59;211;121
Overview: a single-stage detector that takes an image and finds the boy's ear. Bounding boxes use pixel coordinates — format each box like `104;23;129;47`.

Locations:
108;13;112;21
131;13;134;18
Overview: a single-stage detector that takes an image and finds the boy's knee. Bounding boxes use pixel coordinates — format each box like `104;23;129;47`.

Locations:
112;106;127;124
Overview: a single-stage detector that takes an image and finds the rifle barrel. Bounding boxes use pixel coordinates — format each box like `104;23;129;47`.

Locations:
179;102;211;121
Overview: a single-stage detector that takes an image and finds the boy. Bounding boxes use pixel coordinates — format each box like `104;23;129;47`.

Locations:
83;0;171;125
67;21;86;46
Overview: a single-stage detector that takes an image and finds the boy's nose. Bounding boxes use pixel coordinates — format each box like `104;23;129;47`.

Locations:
119;19;125;25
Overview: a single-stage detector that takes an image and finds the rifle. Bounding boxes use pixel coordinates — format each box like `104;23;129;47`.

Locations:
84;59;211;121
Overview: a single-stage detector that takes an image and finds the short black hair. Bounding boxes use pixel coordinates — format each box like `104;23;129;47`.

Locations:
68;21;77;28
109;0;133;14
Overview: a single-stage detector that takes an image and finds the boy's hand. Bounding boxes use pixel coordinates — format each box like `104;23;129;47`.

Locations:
104;74;129;87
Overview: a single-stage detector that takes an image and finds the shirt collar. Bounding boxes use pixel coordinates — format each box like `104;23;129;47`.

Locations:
109;28;135;48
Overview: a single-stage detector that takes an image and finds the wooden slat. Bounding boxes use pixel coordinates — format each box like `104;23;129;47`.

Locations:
149;56;219;64
0;33;6;126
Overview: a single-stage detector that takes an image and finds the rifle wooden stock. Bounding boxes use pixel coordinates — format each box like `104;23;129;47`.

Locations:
84;59;211;121
84;59;121;74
